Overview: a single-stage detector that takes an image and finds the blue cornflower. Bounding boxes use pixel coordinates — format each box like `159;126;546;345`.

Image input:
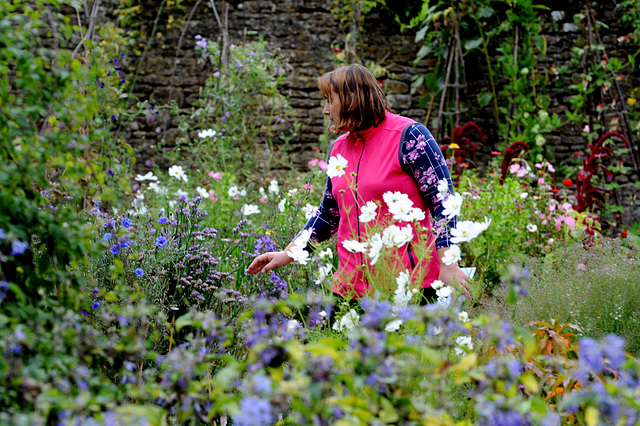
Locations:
121;218;132;228
0;228;5;241
233;397;274;426
91;302;100;310
119;241;130;248
110;244;120;255
10;240;29;256
156;236;168;248
158;216;169;225
135;268;144;277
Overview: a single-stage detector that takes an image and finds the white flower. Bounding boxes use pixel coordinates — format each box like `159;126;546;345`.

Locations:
459;311;469;322
451;220;480;244
318;248;333;259
393;270;413;307
259;187;266;197
527;223;538;233
388;197;415;221
332;309;360;332
135;172;158;181
442;192;463;218
318;310;327;318
196;187;208;198
288;188;298;197
287;245;310;265
326;154;348;178
408;207;425;222
239;189;247;197
383;191;410;207
474;217;492;233
314;263;333;284
302;203;316;220
176;189;189;198
168;165;188;183
358;201;378;223
367;233;384;265
385;319;403;332
278;198;286;212
436;285;453;299
198;128;217;138
228;186;239;197
441;245;461;266
437;179;449;200
286;319;300;333
454;335;474;356
431;280;445;290
135;192;145;201
342;239;367;253
520;192;529;199
242;204;260;216
149;182;168;195
381;224;413;247
268;179;279;194
294;228;313;247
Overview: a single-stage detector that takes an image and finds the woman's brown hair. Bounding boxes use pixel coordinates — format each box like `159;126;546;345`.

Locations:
317;64;389;133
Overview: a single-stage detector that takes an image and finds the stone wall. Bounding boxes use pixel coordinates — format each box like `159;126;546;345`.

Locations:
99;0;639;226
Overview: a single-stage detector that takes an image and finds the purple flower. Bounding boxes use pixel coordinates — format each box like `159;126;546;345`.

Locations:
121;218;132;228
252;373;272;394
99;82;105;88
158;216;169;225
102;232;113;240
135;268;144;277
233;397;273;426
156;236;168;248
11;240;29;256
196;39;207;48
110;244;120;255
91;302;100;310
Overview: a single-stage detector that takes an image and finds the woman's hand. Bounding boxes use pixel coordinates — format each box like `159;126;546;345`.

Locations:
246;251;293;274
436;247;471;300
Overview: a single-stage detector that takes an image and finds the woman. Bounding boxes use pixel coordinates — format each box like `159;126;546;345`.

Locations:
246;64;469;303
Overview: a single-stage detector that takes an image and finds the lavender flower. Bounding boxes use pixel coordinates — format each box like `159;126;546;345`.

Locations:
233;397;274;426
10;239;29;256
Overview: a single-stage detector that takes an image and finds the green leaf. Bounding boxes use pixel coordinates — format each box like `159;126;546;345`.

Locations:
464;38;483;51
478;92;492;107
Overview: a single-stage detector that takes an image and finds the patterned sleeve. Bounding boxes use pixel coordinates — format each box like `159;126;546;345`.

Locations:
399;123;457;249
295;176;340;247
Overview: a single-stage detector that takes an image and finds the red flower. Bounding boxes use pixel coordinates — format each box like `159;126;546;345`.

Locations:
563;179;573;187
621;230;628;238
333;47;340;53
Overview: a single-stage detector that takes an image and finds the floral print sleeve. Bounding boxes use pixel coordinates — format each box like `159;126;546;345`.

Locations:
296;176;340;246
400;123;457;249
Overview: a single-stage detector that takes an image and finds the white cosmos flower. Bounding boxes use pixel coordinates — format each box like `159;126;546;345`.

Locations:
314;263;333;284
436;285;453;299
228;186;239;197
437;179;449;200
135;172;158;181
442;192;463;218
431;279;445;290
342;239;367;253
454;335;474;356
359;201;378;223
385;319;403;332
168;165;188;183
367;233;384;265
302;203;316;220
287;245;310;265
383;191;410;207
381;224;413;247
286;319;300;333
294;228;313;247
239;189;247;197
475;216;492;233
388;197;415;221
278;198;286;212
408;207;425;222
393;270;413;307
441;245;461;266
326;154;348;178
196;187;208;198
459;311;469;322
242;204;260;216
149;182;167;195
318;248;333;259
527;223;538;232
198;128;217;138
451;220;480;244
268;179;279;194
332;309;360;332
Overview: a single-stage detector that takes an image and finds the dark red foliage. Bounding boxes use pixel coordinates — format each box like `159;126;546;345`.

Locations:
500;141;530;184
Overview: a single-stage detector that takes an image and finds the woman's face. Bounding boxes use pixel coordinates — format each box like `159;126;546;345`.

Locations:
323;90;342;130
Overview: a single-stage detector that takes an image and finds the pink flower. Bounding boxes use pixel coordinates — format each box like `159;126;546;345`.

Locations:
517;167;527;178
208;190;218;202
555;217;563;231
549;204;556;212
509;164;520;174
583;125;590;133
564;216;576;227
577;263;586;271
209;171;222;180
539;213;546;219
548;163;555;173
318;160;328;171
303;183;315;192
535;163;544;169
259;197;268;204
542;219;548;225
308;159;319;167
538;177;545;184
561;202;572;211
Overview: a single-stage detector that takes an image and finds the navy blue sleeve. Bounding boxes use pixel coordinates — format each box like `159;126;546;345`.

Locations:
399;123;457;249
295;176;340;247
